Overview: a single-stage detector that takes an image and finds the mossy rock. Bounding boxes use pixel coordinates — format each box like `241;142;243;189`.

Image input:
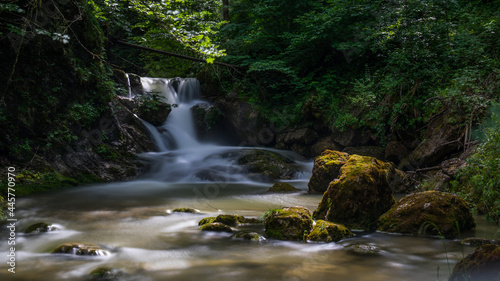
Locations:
52;243;108;256
377;191;475;238
449;244;500;281
172;208;199;213
89;267;126;281
214;214;246;227
308;150;349;193
313;155;396;231
268;182;300;193
25;222;57;234
462;238;500;247
241;217;264;224
264;207;313;241
346;243;381;256
307;220;353;243
231;231;263;241
198;217;216;226
200;222;235;232
237;149;302;181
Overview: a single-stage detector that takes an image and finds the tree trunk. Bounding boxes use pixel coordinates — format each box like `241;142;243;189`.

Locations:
222;0;229;21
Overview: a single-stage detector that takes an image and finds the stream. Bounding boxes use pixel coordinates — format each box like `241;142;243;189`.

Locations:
1;78;499;281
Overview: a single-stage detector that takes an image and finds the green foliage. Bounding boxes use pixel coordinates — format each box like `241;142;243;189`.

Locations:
133;91;177;112
452;105;500;223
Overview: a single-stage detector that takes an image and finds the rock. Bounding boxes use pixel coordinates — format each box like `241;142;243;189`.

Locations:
377;191;475;238
89;267;127;281
214;214;245;227
449;244;500;281
343;146;385;161
308;150;350;194
441;158;466;177
384;141;410;165
237;149;303;181
461;238;500;247
346;243;381;256
307;220;353;243
136;101;171;126
268;182;300;193
172;208;198;213
231;231;263;241
198;217;216;226
310;136;344;157
200;222;235;232
25;222;57;234
283;128;319;146
52;243;108;256
241;217;264;224
264;207;313;241
313;155;397;231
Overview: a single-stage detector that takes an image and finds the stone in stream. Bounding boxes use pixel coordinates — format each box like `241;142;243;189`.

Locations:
198;217;216;226
449;244;500;281
313;154;398;231
25;222;57;234
461;237;500;247
236;149;303;181
231;231;263;241
267;182;300;193
308;150;349;194
377;191;475;238
346;243;381;256
51;243;109;256
172;208;199;213
89;267;127;281
264;207;313;241
306;220;353;243
200;222;235;232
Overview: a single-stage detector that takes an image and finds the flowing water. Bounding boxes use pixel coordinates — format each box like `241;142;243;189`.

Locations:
1;78;499;281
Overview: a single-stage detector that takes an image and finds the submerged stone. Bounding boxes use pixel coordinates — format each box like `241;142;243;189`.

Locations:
268;182;300;193
449;244;500;281
461;238;500;247
377;191;475;238
200;222;235;232
346;243;381;256
52;243;108;256
214;214;246;227
25;222;57;234
172;208;198;213
89;267;127;281
231;231;263;241
313;155;396;231
264;206;313;241
307;220;353;243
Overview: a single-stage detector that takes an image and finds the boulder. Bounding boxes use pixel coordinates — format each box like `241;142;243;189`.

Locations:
172;208;199;213
268;182;300;193
283;128;319;146
89;267;127;281
25;222;57;234
461;238;500;247
449;244;500;281
237;149;303;181
307;220;353;243
52;243;108;256
213;214;245;227
346;243;381;256
136;101;171;126
198;217;216;226
310;136;343;157
231;231;263;241
313;155;396;231
377;191;475;238
200;222;235;232
308;150;349;194
264;207;313;241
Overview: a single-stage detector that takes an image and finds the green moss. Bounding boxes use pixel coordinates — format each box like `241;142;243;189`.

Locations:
214;214;245;226
198;217;216;226
173;208;198;213
25;222;57;234
264;207;313;241
200;222;234;232
268;182;299;193
307;220;353;243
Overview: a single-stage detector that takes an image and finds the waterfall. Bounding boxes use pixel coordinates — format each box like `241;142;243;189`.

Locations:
125;73;133;98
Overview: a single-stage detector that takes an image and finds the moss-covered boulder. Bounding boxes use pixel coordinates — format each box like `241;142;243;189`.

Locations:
231;231;263;241
377;191;475;237
307;220;353;243
237;149;302;181
264;207;313;241
268;182;300;193
52;243;108;256
25;222;57;234
172;208;198;213
308;150;349;193
198;217;216;226
200;222;235;232
214;214;245;226
449;244;500;281
461;238;500;247
137;100;171;126
313;155;396;230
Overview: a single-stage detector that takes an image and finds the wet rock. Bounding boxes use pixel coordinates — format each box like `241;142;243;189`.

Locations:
342;146;385;161
198;217;216;226
200;222;235;232
89;267;127;281
307;220;353;243
52;243;108;256
25;222;57;234
283;128;319;146
313;155;397;230
237;150;303;181
241;217;264;224
308;150;349;194
264;207;313;241
377;191;475;238
136;101;171;126
461;238;500;247
231;231;263;241
172;208;199;213
214;214;246;227
449;244;500;281
346;243;381;256
268;182;300;193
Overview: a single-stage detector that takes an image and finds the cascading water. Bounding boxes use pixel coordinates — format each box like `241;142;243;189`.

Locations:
138;77;312;183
